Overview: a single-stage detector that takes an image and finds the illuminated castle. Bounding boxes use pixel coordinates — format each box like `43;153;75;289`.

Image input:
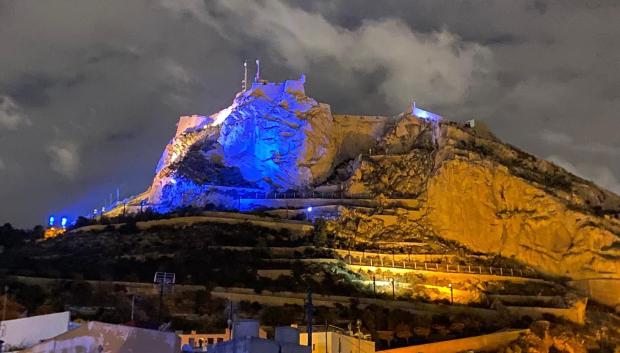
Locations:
104;64;447;215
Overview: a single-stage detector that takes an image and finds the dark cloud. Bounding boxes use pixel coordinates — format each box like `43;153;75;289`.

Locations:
104;130;139;143
0;0;619;227
4;74;56;107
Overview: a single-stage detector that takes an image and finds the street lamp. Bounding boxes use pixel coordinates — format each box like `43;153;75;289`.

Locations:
390;278;395;300
306;206;312;221
448;283;454;304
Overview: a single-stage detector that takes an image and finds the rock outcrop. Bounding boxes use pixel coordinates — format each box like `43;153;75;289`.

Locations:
339;118;620;286
119;74;619;303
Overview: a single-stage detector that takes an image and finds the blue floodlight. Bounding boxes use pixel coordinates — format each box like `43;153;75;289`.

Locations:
48;216;55;226
61;217;68;227
307;206;312;212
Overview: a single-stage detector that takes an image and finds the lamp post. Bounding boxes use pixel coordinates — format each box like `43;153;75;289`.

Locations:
390;278;395;300
372;275;376;298
130;294;136;321
448;283;453;304
306;206;312;221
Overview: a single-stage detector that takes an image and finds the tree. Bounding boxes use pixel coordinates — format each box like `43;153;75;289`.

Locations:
312;219;328;246
71;281;94;305
12;284;46;313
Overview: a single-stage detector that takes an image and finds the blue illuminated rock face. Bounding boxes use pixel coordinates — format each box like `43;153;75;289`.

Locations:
218;80;336;190
147;76;340;209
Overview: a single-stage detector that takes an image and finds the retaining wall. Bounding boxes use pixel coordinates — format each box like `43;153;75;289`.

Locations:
568;278;620;307
380;329;527;353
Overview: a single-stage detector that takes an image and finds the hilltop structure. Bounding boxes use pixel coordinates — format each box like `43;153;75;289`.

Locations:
105;71;620;307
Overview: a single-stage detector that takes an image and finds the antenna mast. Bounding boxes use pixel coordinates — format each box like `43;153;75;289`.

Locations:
255;59;260;83
242;60;248;91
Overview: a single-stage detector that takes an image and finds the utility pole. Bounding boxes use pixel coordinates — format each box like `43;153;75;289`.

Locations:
153;272;175;324
130;294;136;321
356;319;362;353
306;287;313;352
2;285;8;321
325;320;328;353
227;299;233;340
157;282;164;323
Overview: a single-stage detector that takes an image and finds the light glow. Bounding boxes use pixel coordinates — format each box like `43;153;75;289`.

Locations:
211;104;235;126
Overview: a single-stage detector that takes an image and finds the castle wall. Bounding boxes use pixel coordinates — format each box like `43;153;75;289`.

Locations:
175;115;211;136
333;115;392;163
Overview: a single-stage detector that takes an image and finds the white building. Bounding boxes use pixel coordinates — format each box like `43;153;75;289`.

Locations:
300;328;375;353
209;320;309;353
0;311;71;352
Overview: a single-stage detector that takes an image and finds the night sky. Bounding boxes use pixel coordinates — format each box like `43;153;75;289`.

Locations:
1;0;619;227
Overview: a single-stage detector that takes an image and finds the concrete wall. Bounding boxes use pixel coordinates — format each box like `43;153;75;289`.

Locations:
505;303;586;325
412;104;443;121
380;329;527;353
75;211;314;235
210;287;499;320
135;215;313;234
0;311;70;351
568;278;620;307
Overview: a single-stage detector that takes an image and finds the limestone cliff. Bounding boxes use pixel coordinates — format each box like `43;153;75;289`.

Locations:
123;75;619;295
341;117;620;284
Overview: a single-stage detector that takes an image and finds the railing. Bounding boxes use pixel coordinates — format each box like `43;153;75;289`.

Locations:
344;255;537;279
240;191;363;199
238;191;416;200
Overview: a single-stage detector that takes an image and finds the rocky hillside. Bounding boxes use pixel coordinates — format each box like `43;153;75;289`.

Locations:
343;118;620;282
117;75;620;304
